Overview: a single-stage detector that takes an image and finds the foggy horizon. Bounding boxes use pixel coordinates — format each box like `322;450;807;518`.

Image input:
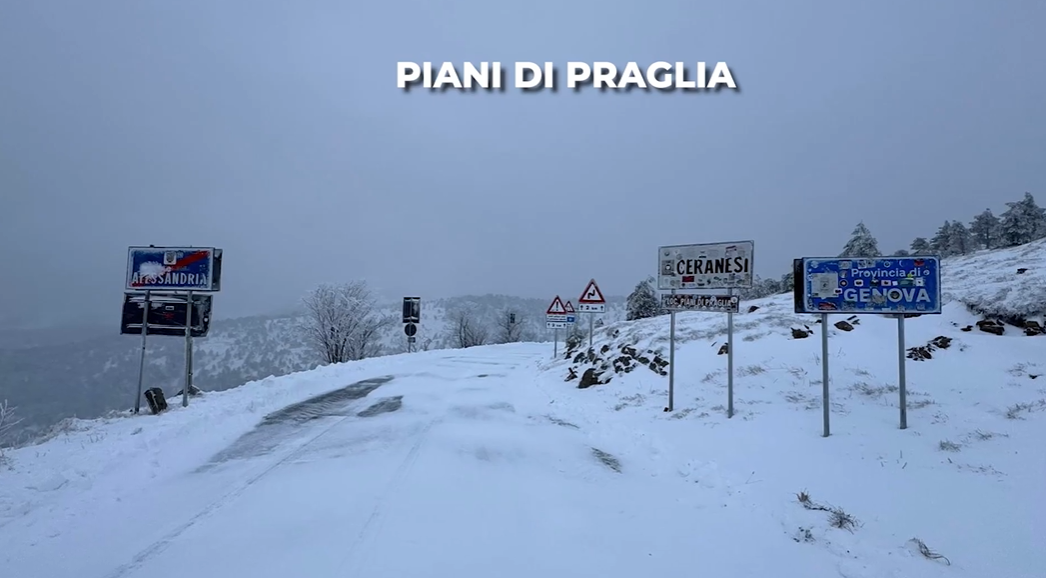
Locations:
2;1;1043;330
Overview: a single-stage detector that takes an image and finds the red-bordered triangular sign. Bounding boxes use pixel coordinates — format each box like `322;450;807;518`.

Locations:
563;301;575;313
578;279;605;304
547;296;567;314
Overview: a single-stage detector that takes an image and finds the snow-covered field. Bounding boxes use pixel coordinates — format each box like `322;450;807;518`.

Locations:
1;242;1044;578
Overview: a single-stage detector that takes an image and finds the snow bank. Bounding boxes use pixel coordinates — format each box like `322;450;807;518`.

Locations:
941;237;1046;320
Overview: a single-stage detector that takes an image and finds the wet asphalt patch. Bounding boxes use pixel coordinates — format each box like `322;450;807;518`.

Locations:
196;375;393;470
357;396;403;417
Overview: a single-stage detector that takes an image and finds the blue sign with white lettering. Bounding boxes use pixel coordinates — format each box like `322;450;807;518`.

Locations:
795;256;941;315
126;246;222;292
567;315;576;324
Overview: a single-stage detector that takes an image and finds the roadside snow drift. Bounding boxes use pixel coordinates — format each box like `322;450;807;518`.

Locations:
1;242;1044;578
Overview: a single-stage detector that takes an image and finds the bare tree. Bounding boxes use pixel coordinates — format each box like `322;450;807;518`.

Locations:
496;309;524;343
300;281;393;364
450;308;488;348
0;400;22;463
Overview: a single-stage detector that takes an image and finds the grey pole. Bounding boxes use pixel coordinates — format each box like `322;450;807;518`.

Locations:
668;310;676;412
553;328;558;359
727;288;735;418
183;291;193;408
133;291;151;414
588;313;594;350
898;315;907;429
821;312;830;437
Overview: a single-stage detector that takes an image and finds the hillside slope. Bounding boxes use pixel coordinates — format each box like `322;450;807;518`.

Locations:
0;294;626;442
0;242;1042;577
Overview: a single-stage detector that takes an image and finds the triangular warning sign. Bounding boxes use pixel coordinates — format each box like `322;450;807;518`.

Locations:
563;301;575;313
546;296;567;315
578;279;605;304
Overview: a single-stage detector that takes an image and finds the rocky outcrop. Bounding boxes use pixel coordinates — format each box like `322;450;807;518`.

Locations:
906;336;953;361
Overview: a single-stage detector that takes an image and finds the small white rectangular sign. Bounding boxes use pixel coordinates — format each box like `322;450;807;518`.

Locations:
576;303;606;313
658;240;754;290
662;293;740;313
547;321;568;329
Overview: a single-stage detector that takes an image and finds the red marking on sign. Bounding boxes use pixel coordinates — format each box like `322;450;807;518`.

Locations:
682;275;695;283
131;250;209;287
578;279;605;304
546;296;567;315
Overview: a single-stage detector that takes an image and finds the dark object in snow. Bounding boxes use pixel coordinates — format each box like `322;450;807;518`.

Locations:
144;387;168;415
173;384;204;398
791;327;812;339
1016;268;1027;274
565;367;578;381
1023;320;1043;336
578;368;607;389
747;305;759;313
976;319;1005;336
834;320;854;332
906;335;953;361
718;343;729;355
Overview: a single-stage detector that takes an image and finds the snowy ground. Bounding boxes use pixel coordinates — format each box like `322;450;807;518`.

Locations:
1;244;1044;578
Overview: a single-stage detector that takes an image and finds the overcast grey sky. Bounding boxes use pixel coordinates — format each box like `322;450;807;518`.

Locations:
1;1;1043;328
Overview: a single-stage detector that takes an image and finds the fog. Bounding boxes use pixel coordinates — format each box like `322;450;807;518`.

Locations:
1;1;1043;328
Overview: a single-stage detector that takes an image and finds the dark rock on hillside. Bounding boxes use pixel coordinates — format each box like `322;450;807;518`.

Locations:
976;319;1005;336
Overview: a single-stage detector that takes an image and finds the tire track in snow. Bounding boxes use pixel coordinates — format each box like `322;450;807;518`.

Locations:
336;418;439;576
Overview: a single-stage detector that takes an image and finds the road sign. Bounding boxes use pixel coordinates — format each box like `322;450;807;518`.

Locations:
794;256;941;314
577;280;606;313
547;296;567;315
121;292;212;337
404;322;417;337
662;293;739;313
402;297;421;323
564;301;575;313
408;336;416;343
658;240;754;290
546;321;569;329
578;279;605;304
126;247;222;292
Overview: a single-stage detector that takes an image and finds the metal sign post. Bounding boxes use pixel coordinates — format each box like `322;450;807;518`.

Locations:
183;290;193;408
727;288;735;418
668;301;676;412
898;315;907;429
133;291;152;414
553;329;558;358
658;241;752;415
821;312;830;437
794;256;941;435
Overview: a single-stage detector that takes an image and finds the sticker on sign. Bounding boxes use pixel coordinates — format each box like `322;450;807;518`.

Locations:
793;256;941;315
662;293;739;313
658;241;754;290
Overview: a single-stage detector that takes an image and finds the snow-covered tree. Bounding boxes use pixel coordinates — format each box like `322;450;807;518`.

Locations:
300;281;393;364
999;192;1046;247
929;221;953;256
969;209;1002;250
838;222;881;258
891;249;910;257
947;220;974;256
910;237;931;254
626;276;664;321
